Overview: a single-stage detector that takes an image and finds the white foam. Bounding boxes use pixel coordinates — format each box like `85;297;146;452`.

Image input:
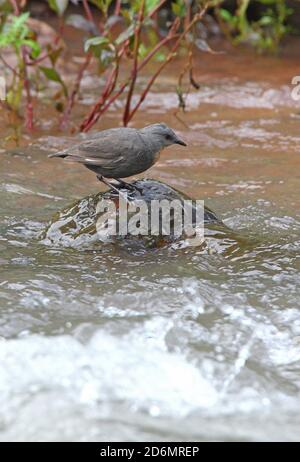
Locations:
0;318;217;433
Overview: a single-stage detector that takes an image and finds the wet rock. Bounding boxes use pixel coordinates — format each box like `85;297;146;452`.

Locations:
41;179;248;253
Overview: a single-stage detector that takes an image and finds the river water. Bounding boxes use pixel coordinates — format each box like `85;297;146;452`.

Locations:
0;40;300;441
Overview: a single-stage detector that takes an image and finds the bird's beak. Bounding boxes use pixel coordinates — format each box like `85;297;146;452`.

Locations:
175;137;187;146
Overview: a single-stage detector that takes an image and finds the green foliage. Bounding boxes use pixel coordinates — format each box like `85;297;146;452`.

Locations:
172;0;186;18
66;14;96;33
84;36;110;53
0;9;65;117
39;66;68;97
0;12;41;57
216;0;292;52
48;0;69;16
115;24;135;45
145;0;161;15
89;0;113;16
84;36;115;71
0;0;296;132
0;12;42;112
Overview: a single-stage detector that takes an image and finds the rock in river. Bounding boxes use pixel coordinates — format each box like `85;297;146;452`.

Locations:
41;179;249;254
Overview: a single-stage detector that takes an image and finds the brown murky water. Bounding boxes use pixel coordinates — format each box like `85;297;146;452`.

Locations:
0;34;300;441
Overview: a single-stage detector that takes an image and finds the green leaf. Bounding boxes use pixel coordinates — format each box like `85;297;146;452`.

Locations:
97;48;115;71
48;0;69;16
0;12;30;49
219;8;233;23
138;43;148;59
120;8;133;24
115;24;135;46
84;36;110;53
39;66;61;82
258;0;279;4
171;0;186;18
258;16;274;26
154;51;166;62
6;89;14;107
66;14;96;33
145;0;160;14
89;0;113;14
39;66;68;97
47;45;63;66
22;39;41;58
194;39;211;52
10;11;30;30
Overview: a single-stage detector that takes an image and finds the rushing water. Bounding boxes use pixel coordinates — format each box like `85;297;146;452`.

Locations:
0;43;300;441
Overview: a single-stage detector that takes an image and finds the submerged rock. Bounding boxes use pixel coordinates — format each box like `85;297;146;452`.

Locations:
41;179;249;254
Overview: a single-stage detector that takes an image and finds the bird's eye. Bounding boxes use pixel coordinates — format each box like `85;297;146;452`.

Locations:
165;134;172;140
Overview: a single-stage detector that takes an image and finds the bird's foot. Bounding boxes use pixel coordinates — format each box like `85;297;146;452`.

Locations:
97;176;143;197
97;175;122;195
116;179;143;194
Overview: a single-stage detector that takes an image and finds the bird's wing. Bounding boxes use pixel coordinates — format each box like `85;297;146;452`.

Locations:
52;129;141;166
64;154;125;166
78;130;137;158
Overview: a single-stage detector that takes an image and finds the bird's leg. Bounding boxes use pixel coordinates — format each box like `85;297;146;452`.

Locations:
116;178;143;194
97;175;133;204
97;175;122;195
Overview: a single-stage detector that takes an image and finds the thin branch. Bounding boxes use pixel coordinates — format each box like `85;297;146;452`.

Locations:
9;0;20;15
60;53;92;129
82;0;94;23
80;1;208;131
114;0;122;16
80;0;171;132
149;0;168;18
80;24;179;132
127;8;208;122
80;59;120;132
0;55;21;77
21;48;33;131
123;0;145;126
59;0;103;129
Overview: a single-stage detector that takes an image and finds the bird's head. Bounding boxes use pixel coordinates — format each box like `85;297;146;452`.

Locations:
141;123;187;149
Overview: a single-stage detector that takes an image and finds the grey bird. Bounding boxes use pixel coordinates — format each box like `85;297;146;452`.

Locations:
49;123;186;192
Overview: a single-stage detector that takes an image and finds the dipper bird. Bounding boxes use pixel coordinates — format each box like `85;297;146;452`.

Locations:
49;123;187;192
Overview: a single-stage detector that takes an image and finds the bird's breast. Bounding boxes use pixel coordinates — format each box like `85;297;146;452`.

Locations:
153;149;161;163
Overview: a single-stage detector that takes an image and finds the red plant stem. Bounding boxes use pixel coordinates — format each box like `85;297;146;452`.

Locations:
56;17;65;42
80;19;179;131
9;0;20;15
128;59;172;122
114;0;122;16
77;11;128;130
59;0;104;129
80;61;120;132
60;53;92;129
82;0;103;33
150;0;168;18
8;1;34;129
22;48;33;131
80;39;128;132
80;33;178;131
127;9;208;122
79;0;186;132
81;22;180;131
123;0;145;126
0;55;21;77
141;16;180;64
27;46;61;66
184;0;191;32
82;0;94;23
